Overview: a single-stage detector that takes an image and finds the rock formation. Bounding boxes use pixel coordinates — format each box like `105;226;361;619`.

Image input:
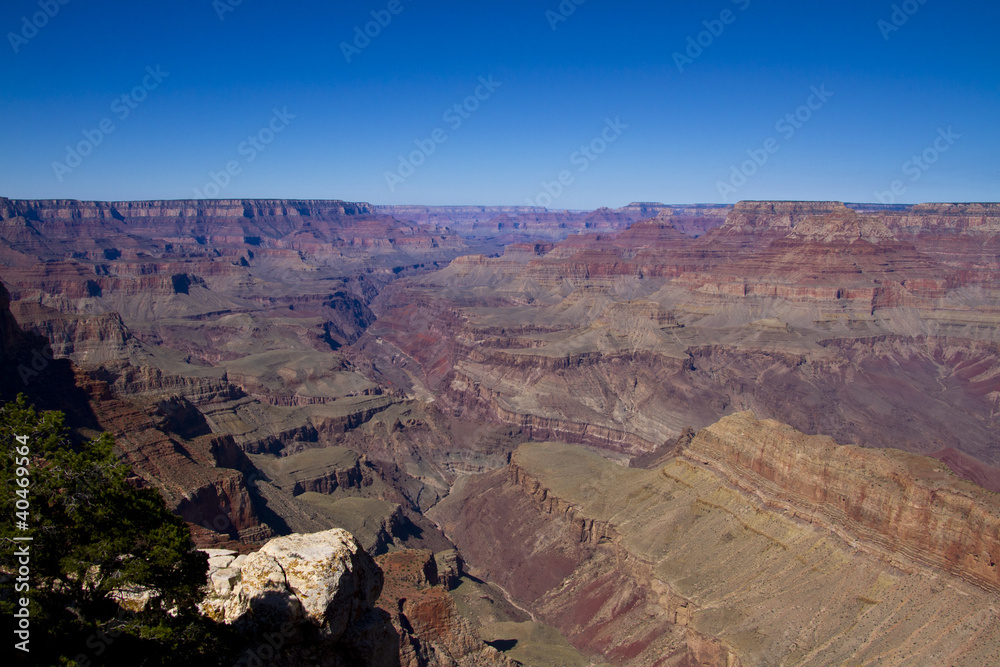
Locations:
201;529;399;666
375;550;515;667
432;416;1000;665
201;532;522;667
684;412;1000;593
365;200;1000;489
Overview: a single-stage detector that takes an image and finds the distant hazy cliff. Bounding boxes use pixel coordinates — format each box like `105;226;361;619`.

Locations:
0;198;375;220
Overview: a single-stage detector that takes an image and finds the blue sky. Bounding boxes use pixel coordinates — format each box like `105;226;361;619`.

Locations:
1;0;996;208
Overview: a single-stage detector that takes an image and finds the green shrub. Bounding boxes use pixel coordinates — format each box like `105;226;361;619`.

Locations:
1;395;238;665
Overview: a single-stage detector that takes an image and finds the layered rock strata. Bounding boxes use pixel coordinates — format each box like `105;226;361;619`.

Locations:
432;416;1000;665
684;412;1000;593
375;549;515;667
366;200;1000;491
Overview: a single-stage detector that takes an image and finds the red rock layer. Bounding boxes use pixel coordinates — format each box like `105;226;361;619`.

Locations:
431;459;740;666
74;372;272;547
376;550;514;667
685;412;1000;593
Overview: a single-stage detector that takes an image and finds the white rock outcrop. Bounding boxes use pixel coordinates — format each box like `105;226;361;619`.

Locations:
200;528;383;638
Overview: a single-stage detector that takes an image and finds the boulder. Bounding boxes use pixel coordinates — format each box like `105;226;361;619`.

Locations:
202;528;384;639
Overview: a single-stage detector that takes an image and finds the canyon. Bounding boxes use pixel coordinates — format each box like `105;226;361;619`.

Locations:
2;197;1000;665
433;416;1000;665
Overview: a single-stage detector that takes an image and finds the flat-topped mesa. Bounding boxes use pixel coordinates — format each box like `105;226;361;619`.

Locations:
375;204;546;221
908;202;1000;216
616;201;669;218
784;208;898;244
500;241;555;262
616;202;731;215
883;202;1000;236
593;300;680;331
716;200;1000;239
717;200;851;236
682;412;1000;593
580;206;637;229
1;198;374;221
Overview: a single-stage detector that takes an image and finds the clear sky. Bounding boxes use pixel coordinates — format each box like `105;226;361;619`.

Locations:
1;0;997;208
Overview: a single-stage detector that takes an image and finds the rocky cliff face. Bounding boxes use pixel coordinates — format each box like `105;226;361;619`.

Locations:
0;279;101;426
71;372;275;547
884;202;1000;236
431;457;737;666
717;200;851;237
201;529;399;666
684;412;1000;593
0;280;21;358
432;424;1000;665
376;550;515;667
201;531;519;667
0;197;374;221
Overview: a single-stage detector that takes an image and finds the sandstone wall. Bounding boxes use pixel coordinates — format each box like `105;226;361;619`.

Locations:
684;412;1000;592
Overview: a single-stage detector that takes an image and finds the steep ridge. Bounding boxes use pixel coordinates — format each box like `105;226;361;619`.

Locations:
375;549;517;666
684;412;1000;592
0;280;99;424
77;377;274;546
432;415;1000;665
431;455;741;666
675;202;951;309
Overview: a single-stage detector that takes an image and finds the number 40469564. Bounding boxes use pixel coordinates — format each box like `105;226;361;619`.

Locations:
14;435;30;523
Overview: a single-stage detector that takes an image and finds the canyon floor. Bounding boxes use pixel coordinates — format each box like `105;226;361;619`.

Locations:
2;197;999;666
